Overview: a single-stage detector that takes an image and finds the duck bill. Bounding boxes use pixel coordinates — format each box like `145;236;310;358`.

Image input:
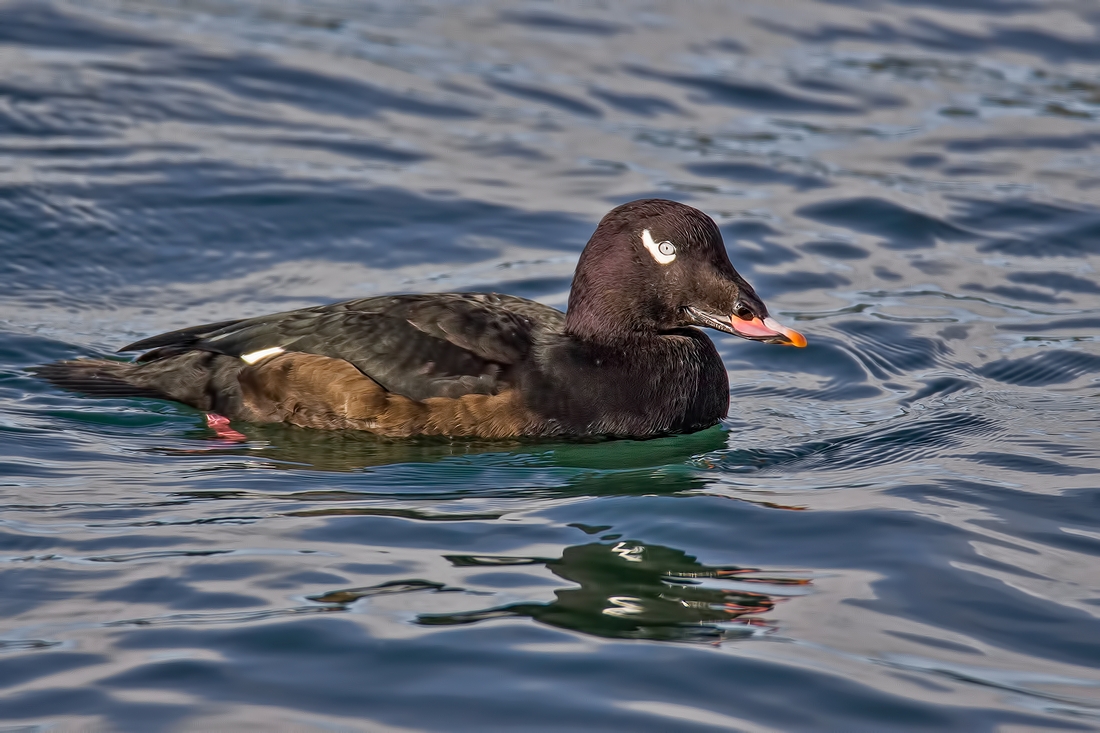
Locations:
686;308;807;347
730;314;807;347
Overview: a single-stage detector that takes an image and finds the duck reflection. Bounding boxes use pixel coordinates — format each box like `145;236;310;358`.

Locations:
166;421;810;643
312;540;810;643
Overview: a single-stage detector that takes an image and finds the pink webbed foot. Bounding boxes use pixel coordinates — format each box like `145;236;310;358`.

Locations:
205;413;247;442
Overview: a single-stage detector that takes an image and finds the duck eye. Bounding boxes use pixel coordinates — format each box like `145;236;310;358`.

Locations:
640;229;677;265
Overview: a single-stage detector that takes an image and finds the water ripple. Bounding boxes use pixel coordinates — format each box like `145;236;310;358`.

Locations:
2;0;1099;730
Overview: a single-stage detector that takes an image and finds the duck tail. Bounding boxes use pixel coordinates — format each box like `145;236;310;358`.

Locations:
32;359;167;399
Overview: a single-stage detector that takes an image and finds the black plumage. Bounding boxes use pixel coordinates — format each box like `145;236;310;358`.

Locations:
124;293;563;401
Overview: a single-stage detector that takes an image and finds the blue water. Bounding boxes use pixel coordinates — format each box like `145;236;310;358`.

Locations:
2;1;1099;730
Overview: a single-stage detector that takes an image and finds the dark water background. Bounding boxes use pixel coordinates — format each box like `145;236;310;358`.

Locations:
1;0;1099;730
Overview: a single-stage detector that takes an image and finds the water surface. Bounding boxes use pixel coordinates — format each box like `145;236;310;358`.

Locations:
1;0;1099;730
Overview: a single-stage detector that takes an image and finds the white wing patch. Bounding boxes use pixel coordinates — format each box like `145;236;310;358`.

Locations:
641;229;676;265
240;346;286;365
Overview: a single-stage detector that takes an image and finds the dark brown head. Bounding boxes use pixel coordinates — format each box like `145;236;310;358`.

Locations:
565;199;806;347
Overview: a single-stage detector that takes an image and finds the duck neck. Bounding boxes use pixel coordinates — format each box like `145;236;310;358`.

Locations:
564;311;656;345
564;279;660;345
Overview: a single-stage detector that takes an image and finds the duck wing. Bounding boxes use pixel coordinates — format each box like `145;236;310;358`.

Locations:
121;293;565;401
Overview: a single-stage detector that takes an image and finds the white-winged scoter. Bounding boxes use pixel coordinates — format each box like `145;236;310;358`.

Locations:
38;199;806;439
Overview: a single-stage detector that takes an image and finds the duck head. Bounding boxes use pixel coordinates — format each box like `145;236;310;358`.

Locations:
566;199;806;347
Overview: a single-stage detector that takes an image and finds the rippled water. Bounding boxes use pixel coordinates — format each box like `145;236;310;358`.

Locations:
2;0;1099;730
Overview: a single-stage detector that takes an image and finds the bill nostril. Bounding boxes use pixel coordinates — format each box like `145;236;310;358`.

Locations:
735;305;754;321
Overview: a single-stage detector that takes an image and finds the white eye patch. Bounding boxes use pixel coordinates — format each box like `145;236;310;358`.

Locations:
641;229;677;265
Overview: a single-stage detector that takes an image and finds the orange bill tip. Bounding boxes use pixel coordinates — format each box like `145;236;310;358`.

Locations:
763;316;806;348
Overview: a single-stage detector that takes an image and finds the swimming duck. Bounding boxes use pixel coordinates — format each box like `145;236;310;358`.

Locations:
38;199;805;439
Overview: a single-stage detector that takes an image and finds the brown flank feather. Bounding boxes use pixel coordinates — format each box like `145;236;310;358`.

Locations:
237;353;541;438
